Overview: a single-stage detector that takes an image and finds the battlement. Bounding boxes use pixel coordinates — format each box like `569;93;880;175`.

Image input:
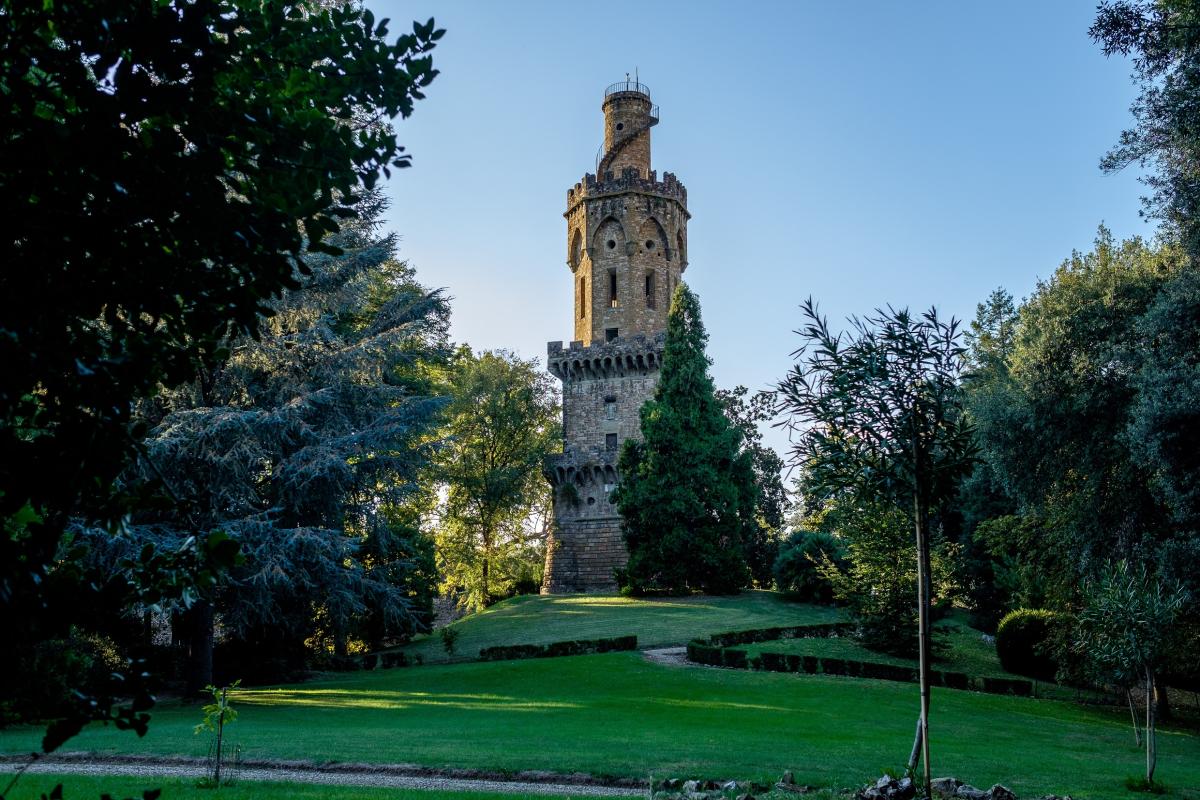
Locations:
543;448;620;489
547;332;667;381
566;169;688;213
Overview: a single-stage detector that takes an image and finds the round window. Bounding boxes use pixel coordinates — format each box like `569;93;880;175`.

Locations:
615;123;624;131
587;496;596;505
645;240;655;249
606;239;616;250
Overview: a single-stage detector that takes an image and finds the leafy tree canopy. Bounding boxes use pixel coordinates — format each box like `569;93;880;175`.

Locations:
1092;0;1200;260
79;190;451;686
716;386;787;587
972;228;1190;602
0;0;441;753
432;349;560;610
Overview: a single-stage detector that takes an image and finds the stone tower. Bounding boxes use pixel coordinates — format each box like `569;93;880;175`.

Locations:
542;80;690;593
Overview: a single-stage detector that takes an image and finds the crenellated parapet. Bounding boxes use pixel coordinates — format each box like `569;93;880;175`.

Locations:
547;332;666;381
543;448;620;490
566;169;688;215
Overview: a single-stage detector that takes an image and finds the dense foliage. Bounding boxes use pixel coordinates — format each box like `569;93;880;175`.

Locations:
615;286;757;595
994;609;1063;682
772;530;844;603
716;386;788;586
95;191;451;688
809;500;957;657
1076;562;1187;784
964;231;1198;622
432;350;560;610
0;0;441;754
1092;0;1200;261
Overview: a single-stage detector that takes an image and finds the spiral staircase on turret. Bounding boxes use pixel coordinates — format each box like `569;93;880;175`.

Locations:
594;81;659;176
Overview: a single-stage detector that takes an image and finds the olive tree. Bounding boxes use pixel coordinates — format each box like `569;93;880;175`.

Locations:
1077;561;1187;787
776;299;977;791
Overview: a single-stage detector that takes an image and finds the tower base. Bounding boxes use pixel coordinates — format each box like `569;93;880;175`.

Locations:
542;516;627;594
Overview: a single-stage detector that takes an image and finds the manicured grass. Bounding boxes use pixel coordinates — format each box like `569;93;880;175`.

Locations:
3;774;583;800
739;614;1005;679
400;591;840;664
3;652;1198;800
738;614;1081;700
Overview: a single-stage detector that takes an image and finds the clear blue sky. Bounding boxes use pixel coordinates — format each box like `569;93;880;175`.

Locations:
369;1;1148;458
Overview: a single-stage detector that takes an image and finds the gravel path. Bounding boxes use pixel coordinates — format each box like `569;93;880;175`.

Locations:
0;756;644;797
641;647;690;667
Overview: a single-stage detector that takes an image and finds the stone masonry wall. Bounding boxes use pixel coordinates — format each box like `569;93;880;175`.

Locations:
562;372;657;453
566;171;689;345
603;92;653;178
543;82;688;594
542;517;627;594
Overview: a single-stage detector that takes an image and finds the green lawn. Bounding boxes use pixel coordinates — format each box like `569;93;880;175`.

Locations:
400;591;840;664
741;614;1017;680
4;652;1198;800
738;614;1084;701
3;774;586;800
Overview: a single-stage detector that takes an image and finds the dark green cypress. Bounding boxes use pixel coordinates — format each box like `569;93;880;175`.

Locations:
614;285;755;594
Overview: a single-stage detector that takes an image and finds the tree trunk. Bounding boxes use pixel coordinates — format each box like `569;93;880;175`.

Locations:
1155;680;1172;722
913;494;933;795
481;536;490;607
1127;688;1142;746
1146;669;1157;785
183;600;214;698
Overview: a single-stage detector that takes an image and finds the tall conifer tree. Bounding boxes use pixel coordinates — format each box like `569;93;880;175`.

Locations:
614;285;755;594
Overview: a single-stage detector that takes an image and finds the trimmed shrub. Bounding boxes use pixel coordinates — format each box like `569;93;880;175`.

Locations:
759;652;786;672
722;648;748;669
687;641;723;666
821;657;847;675
995;608;1063;681
480;635;637;662
773;530;845;602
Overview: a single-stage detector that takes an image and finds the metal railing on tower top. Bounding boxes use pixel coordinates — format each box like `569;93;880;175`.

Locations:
604;80;651;98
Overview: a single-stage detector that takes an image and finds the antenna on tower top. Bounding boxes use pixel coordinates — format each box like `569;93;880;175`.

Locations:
635;67;639;85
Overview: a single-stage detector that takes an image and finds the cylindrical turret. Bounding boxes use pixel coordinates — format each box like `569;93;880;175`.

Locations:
565;79;686;346
600;81;658;178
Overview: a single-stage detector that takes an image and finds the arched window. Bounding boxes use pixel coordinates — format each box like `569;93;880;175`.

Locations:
570;229;583;268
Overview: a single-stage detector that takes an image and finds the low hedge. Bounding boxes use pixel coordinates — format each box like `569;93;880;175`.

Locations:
705;622;856;648
479;634;638;662
686;623;1034;697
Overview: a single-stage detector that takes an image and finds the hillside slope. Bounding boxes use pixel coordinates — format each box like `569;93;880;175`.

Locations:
396;591;839;664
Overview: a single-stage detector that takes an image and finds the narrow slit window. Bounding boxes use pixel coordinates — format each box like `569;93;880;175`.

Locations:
645;271;656;309
608;270;618;308
579;277;587;319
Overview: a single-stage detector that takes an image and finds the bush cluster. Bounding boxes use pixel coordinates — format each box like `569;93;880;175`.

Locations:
1;629;123;723
772;531;844;602
995;608;1063;680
